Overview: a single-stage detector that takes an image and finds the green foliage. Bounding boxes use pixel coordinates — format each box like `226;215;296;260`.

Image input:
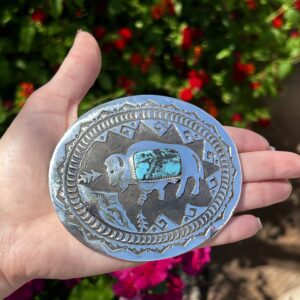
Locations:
68;276;114;300
1;0;300;134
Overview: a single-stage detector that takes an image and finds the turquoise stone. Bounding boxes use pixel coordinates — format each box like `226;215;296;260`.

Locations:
133;148;181;181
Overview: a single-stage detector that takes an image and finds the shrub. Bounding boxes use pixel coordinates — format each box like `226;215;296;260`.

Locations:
1;0;300;134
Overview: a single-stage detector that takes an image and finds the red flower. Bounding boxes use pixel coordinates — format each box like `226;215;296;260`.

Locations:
114;38;127;51
31;9;46;23
295;0;300;10
189;77;203;89
258;117;271;128
19;82;34;98
188;69;209;88
182;27;193;49
250;81;261;90
272;15;283;28
182;248;211;276
246;0;257;9
203;98;218;118
151;4;165;20
188;69;198;78
198;69;209;85
163;0;175;15
244;63;255;75
130;53;143;66
179;88;193;101
233;61;255;82
194;45;203;63
231;113;243;122
93;26;106;40
140;57;153;73
119;27;133;41
75;9;82;17
118;76;135;94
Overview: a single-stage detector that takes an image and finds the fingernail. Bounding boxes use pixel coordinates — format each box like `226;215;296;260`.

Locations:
270;146;276;151
256;217;263;230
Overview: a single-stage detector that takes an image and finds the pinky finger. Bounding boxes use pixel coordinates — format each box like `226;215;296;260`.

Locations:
204;215;262;247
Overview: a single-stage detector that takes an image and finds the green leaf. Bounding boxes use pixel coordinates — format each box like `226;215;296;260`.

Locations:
19;25;36;53
278;61;292;79
68;276;114;300
98;73;113;91
216;46;234;60
49;0;64;18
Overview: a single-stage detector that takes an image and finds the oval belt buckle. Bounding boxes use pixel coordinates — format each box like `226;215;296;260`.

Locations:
49;95;242;261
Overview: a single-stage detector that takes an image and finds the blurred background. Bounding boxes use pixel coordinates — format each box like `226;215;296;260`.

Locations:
1;0;300;299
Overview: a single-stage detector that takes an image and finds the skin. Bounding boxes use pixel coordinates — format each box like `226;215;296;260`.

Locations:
1;31;300;298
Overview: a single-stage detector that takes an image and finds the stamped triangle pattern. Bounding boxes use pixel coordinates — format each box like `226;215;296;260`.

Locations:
141;119;172;136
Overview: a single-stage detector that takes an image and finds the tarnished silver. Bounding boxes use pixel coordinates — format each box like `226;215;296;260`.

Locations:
49;95;242;261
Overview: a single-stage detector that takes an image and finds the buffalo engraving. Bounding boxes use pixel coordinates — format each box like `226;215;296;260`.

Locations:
104;141;204;205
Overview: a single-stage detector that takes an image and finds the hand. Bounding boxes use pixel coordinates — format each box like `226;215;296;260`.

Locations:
0;31;299;298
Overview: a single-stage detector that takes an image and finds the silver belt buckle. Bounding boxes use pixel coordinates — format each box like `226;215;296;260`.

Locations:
49;95;242;261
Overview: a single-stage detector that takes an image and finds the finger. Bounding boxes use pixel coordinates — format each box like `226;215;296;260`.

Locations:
241;151;300;182
24;31;101;118
205;215;262;247
225;126;270;153
235;180;292;212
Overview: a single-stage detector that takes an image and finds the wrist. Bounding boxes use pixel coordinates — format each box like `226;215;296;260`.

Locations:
0;225;33;299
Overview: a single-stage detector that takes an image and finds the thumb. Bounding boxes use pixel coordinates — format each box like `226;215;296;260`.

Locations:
1;31;101;158
25;30;102;120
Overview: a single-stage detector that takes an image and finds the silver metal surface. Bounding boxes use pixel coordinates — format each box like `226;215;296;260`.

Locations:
49;95;242;261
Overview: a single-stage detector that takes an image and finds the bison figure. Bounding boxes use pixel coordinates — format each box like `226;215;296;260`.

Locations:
104;141;204;205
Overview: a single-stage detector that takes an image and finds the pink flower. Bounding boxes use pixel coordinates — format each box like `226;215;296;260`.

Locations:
113;270;140;299
165;275;185;300
112;257;181;298
181;247;211;276
6;280;45;300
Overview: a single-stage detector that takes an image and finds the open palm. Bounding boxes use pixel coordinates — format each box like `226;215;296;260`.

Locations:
0;32;299;298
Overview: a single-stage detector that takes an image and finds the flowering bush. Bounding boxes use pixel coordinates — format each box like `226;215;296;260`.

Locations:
2;0;300;298
6;248;210;299
1;0;300;134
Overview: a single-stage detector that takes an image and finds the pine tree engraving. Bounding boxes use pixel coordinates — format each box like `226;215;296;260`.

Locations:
137;210;148;232
78;170;102;184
